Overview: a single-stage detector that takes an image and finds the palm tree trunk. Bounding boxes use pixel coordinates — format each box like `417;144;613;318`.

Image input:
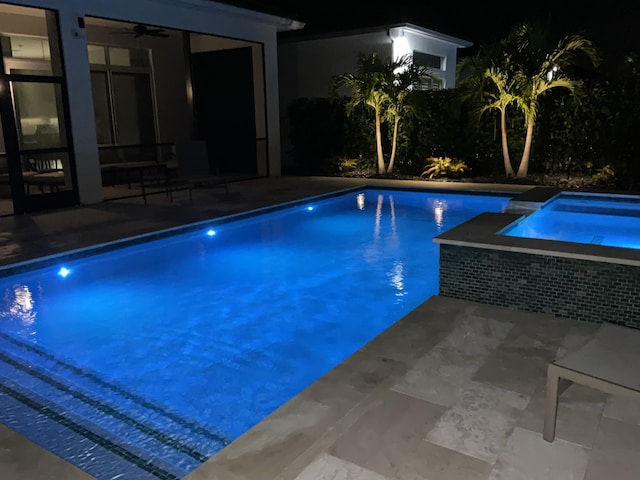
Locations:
516;120;535;178
386;115;401;174
500;108;515;178
375;107;386;174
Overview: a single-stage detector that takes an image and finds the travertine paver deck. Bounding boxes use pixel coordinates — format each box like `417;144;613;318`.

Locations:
180;295;640;480
1;176;638;480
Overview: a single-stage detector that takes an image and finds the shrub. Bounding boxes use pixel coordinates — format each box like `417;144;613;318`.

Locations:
336;156;376;176
421;156;469;179
592;164;616;186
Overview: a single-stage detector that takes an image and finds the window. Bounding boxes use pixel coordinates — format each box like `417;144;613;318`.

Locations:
1;36;50;61
111;73;155;144
90;72;113;144
12;82;66;149
420;77;444;90
87;45;106;65
88;45;156;145
413;51;443;70
412;51;445;90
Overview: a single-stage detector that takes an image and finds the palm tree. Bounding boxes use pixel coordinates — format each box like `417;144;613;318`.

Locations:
333;53;391;174
385;55;429;174
457;46;519;177
458;23;599;178
334;53;428;175
511;26;600;177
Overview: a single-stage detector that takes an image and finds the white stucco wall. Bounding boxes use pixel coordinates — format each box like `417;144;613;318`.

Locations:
278;25;471;116
2;0;294;203
398;28;462;88
278;31;393;116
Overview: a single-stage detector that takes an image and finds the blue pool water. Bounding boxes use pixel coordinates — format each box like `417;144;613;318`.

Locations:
502;193;640;249
0;188;510;479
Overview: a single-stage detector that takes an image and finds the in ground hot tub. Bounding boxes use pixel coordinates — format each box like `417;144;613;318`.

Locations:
434;188;640;328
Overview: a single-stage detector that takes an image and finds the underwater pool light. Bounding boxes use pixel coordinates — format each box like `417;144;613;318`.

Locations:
307;206;314;211
206;229;216;237
57;267;71;278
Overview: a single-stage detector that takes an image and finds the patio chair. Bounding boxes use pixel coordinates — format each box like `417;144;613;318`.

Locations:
140;140;228;204
544;322;640;442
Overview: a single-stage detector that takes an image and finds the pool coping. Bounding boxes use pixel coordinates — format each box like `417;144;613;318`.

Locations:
434;190;640;267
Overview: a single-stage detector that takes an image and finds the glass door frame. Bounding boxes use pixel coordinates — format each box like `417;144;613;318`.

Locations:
0;10;78;214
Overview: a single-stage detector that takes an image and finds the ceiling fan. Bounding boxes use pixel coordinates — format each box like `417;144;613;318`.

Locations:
111;24;170;38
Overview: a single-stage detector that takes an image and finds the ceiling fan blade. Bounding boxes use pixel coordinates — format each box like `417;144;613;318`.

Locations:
108;24;169;38
147;29;169;37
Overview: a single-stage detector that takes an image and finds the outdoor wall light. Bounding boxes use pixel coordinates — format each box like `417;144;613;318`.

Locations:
392;31;411;61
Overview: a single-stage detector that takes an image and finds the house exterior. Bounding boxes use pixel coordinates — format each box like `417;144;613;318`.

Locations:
277;22;473;116
0;0;303;215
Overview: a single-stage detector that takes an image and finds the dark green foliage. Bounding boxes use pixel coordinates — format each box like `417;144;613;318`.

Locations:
284;98;347;174
523;53;640;186
404;90;462;166
284;52;640;185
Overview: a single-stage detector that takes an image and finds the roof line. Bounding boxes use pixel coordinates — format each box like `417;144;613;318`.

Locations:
278;22;472;47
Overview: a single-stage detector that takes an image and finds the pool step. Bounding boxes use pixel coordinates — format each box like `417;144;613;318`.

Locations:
0;377;182;480
0;331;231;479
591;235;604;245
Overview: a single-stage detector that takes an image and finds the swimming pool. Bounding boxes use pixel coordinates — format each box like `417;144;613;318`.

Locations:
0;187;510;479
502;193;640;249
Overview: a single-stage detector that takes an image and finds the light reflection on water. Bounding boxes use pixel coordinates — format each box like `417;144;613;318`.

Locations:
1;284;37;330
388;260;406;299
433;200;445;230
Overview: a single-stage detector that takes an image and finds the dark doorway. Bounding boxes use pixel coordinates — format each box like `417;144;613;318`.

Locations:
190;47;257;175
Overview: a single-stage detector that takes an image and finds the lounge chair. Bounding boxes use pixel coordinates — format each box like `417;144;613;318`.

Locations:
544;322;640;442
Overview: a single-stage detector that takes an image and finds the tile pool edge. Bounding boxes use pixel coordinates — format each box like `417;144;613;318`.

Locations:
0;186;367;278
434;212;640;267
434;211;640;328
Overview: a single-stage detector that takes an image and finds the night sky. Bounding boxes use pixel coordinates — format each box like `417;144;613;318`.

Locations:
238;1;638;56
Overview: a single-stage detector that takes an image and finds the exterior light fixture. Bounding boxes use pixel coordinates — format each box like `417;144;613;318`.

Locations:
392;30;411;62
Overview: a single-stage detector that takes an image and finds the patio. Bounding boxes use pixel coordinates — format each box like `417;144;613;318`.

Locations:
0;176;637;480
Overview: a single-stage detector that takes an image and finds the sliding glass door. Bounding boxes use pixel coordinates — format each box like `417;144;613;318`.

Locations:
0;5;77;214
88;44;157;147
